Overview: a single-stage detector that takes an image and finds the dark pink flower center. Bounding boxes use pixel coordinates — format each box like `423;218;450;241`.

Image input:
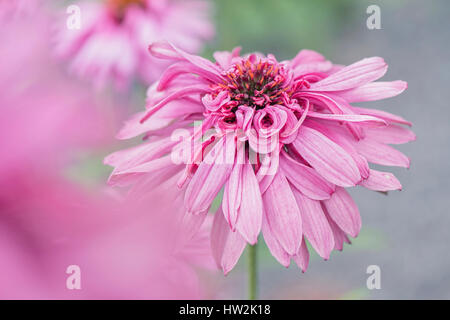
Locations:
212;58;294;114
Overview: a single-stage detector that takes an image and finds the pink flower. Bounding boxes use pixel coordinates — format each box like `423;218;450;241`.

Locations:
55;0;214;89
106;42;415;274
0;173;216;299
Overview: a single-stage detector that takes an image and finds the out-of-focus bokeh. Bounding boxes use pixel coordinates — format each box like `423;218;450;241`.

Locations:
0;0;449;299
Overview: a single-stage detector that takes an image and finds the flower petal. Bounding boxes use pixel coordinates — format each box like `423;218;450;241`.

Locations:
324;208;351;251
149;41;223;82
263;172;302;255
351;106;412;126
336;81;407;103
356;139;410;168
211;208;247;275
364;125;416;145
359;169;402;191
222;161;243;230
323;187;361;238
293;126;361;187
185;136;235;214
235;160;263;244
261;209;291;267
280;152;335;200
292;237;309;272
293;190;334;259
309;57;387;91
306;111;386;127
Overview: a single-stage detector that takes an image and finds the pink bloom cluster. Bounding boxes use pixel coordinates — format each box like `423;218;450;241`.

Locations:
107;42;414;274
55;0;214;88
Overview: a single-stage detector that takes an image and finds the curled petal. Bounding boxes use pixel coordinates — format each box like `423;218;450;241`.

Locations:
149;41;224;82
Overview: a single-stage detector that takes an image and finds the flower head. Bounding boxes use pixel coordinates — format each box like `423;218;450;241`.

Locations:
106;42;414;274
55;0;214;89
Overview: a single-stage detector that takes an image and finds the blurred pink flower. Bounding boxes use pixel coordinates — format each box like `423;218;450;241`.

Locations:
0;9;118;200
106;42;415;274
54;0;214;89
0;11;216;299
0;174;216;299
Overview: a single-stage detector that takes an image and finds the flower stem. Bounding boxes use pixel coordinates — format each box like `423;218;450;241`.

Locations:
248;243;258;300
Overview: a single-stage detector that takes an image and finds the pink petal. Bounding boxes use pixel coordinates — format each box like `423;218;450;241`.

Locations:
261;210;290;267
280;152;335;200
157;62;214;91
185;136;235;214
213;47;241;70
175;209;208;249
263;172;302;255
222;161;243;230
356;139;410;168
140;85;209;123
107;156;175;187
305;120;371;180
359;169;402;192
364;125;416;145
104;136;175;169
336;81;407;102
291;49;326;68
293;126;361;187
324;208;351;251
235;160;263;245
149;41;223;82
306;111;386;127
116;111;171;140
293;61;333;76
323;187;361;238
351;106;412;126
257;151;279;194
293;190;334;259
309;57;388;91
211;208;247;275
292;237;309;272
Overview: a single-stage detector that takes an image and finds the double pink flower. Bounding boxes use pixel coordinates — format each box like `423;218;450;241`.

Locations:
106;41;414;274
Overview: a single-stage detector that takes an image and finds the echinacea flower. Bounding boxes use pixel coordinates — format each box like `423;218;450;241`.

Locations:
54;0;213;89
105;41;415;274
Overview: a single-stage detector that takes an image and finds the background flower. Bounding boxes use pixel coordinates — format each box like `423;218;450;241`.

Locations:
54;0;214;89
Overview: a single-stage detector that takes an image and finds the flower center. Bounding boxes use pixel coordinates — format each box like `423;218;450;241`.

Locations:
216;57;294;112
107;0;146;22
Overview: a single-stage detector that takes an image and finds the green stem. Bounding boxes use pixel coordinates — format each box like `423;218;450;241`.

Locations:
248;243;258;300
